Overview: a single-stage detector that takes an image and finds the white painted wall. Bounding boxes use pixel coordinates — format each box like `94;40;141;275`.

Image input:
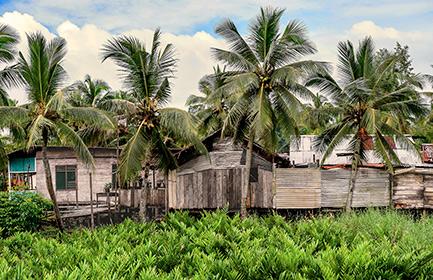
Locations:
289;135;423;165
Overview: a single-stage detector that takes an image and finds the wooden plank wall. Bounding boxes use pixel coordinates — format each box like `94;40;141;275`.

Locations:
250;168;273;208
321;169;349;208
321;168;390;208
170;166;433;211
425;175;433;208
146;188;166;207
274;168;321;209
172;168;244;210
393;171;433;209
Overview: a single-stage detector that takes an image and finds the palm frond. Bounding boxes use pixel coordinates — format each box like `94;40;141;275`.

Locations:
374;129;399;172
62;107;116;130
25;115;53;150
215;19;258;66
0;24;19;63
18;32;67;103
211;48;255;72
249;7;284;61
337;40;357;84
119;120;150;181
0;106;29;128
159;108;207;155
55;122;95;168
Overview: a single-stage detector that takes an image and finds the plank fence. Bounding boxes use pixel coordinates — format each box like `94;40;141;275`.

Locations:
166;166;433;211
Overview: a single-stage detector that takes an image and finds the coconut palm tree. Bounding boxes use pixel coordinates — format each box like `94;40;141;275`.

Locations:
65;74;110;108
64;76;118;147
186;65;232;136
101;29;206;182
212;7;327;217
308;37;427;211
0;32;115;229
0;24;21;105
300;93;338;134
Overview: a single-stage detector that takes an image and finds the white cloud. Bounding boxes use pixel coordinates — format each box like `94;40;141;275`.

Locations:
0;12;54;103
1;11;432;108
312;20;433;76
348;21;433;73
1;11;225;108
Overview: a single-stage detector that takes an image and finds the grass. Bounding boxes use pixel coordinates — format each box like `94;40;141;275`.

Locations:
1;209;433;279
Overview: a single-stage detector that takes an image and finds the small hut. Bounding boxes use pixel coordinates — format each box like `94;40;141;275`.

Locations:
167;132;282;210
8;147;117;204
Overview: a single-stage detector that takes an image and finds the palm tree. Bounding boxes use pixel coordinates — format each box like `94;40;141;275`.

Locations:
0;32;115;229
65;74;110;108
101;29;206;183
300;93;338;134
186;65;232;136
0;24;21;105
64;75;117;147
212;7;327;217
308;37;427;211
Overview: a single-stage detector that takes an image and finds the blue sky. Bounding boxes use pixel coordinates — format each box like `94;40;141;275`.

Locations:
0;0;432;106
2;0;432;35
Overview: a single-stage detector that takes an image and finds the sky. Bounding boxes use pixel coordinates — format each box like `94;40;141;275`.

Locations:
0;0;432;107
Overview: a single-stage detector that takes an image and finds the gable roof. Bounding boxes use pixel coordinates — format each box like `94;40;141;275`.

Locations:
173;130;287;166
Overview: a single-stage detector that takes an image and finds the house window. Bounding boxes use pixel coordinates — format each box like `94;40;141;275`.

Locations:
56;165;77;190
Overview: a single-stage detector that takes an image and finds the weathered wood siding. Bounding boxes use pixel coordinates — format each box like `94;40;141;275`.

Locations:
274;168;321;209
424;175;433;208
249;168;273;208
171;168;245;210
120;188;165;208
321;168;390;208
393;170;433;209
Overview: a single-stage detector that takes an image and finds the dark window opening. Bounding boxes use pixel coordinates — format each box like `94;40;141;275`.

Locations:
56;165;77;190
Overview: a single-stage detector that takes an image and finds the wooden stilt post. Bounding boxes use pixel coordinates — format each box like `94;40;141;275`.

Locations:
89;172;94;229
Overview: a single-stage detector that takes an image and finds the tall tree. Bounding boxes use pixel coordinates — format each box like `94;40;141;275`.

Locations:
64;75;117;147
186;65;232;136
0;24;21;105
300;93;338;134
212;7;327;217
65;74;110;108
0;32;115;229
308;37;427;211
101;29;206;182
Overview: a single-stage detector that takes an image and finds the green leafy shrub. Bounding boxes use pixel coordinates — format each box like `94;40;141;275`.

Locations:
1;210;433;279
0;191;52;237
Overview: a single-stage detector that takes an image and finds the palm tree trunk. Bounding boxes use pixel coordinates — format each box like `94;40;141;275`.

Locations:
89;172;94;229
345;139;361;212
41;142;64;230
164;172;169;215
139;185;148;221
346;159;359;212
241;131;254;218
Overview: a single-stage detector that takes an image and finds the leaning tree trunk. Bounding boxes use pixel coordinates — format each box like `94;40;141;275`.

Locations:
345;139;361;212
139;170;148;221
241;132;254;218
41;143;64;230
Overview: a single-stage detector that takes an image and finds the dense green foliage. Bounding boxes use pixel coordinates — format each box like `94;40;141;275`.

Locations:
1;210;433;279
0;192;52;237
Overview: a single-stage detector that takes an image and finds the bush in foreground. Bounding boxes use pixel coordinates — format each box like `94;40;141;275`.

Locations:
0;191;52;237
1;210;433;279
